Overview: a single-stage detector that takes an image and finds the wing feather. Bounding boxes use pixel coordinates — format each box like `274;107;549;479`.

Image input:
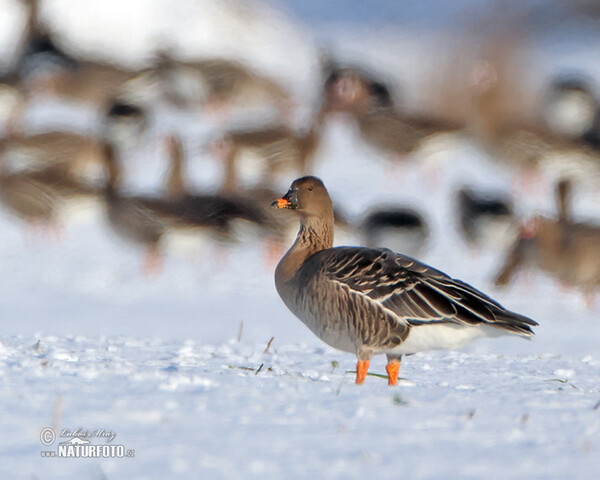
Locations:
319;246;536;334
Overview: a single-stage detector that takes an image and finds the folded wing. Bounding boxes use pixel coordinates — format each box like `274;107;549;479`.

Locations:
321;247;537;335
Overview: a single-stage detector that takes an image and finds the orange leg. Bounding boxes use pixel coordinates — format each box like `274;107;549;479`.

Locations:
142;247;163;276
584;291;596;310
513;167;542;197
355;359;370;385
386;358;401;386
204;96;230;125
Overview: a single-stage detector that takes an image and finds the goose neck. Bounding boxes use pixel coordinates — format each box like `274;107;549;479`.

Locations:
276;213;333;282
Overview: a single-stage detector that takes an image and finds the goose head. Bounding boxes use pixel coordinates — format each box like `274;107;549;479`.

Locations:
271;176;333;219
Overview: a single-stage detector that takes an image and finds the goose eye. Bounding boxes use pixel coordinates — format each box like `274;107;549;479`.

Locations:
308;186;313;191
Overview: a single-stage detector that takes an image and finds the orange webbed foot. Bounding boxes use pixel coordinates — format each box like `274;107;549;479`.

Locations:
355;359;370;384
386;359;401;386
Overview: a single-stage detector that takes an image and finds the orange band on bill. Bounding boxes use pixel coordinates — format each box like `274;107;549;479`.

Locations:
276;198;291;208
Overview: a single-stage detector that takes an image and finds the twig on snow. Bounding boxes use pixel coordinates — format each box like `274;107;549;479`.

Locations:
263;337;275;354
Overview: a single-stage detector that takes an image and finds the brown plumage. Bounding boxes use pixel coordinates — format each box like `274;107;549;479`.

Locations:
467;51;600;180
13;0;147;136
101;142;173;258
0;137;97;224
218;152;295;246
213;107;325;182
146;52;291;115
0;161;57;223
0;131;104;177
273;176;536;385
161;134;269;239
495;179;600;294
101;138;269;263
26;164;99;201
325;69;461;157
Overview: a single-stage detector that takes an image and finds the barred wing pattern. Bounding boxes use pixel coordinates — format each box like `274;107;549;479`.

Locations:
320;247;537;335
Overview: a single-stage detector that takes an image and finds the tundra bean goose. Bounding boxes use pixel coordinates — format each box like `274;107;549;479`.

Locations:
326;70;461;157
162;134;268;240
146;52;291;116
273;176;537;385
495;179;600;296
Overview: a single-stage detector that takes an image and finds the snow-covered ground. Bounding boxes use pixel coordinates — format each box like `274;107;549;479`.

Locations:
1;1;600;479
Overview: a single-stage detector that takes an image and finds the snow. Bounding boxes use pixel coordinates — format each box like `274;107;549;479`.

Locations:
1;1;600;478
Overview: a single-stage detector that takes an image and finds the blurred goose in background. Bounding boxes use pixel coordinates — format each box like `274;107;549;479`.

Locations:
0;130;105;180
215;123;352;246
273;176;536;385
25;163;99;201
322;61;396;111
161;134;269;240
0;142;58;226
216;139;298;251
14;0;149;138
456;187;516;249
28;58;150;142
359;206;428;258
494;179;600;299
325;68;462;158
0;131;102;224
468;52;600;187
102;137;273;272
144;50;292;119
101;141;176;271
210;105;325;183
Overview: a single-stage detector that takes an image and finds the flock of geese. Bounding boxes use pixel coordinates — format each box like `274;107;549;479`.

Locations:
0;0;599;382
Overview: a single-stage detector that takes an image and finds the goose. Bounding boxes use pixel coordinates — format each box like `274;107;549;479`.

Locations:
1;131;105;179
211;106;325;183
456;187;516;249
495;179;600;296
26;163;99;201
0;137;98;226
15;0;148;135
325;69;461;157
323;64;395;112
468;62;600;187
494;216;600;296
214;136;298;255
146;51;291;117
101;138;270;270
101;141;175;271
215;130;351;248
161;134;268;240
272;176;537;385
30;61;149;142
359;206;428;258
40;61;144;107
